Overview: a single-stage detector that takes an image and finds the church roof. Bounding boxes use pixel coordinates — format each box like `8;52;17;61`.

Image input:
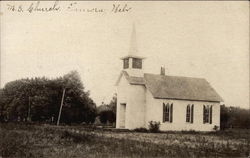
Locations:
116;71;145;85
144;73;223;102
116;71;223;102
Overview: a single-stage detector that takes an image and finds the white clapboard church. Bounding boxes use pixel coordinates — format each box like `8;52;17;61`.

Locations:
115;25;223;131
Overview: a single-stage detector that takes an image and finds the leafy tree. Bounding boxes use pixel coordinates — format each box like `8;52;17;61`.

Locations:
59;71;97;124
109;93;117;114
220;104;229;129
0;71;97;124
99;110;116;124
220;104;250;129
0;89;6;122
97;94;117;124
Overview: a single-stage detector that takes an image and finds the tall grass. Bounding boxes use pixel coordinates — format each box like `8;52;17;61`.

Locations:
1;123;250;158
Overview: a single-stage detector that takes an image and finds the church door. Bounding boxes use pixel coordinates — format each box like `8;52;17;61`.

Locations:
120;103;126;128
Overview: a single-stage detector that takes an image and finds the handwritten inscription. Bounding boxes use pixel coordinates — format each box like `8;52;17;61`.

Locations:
7;4;24;12
5;1;132;14
67;2;105;13
7;1;60;13
27;1;60;13
111;4;131;13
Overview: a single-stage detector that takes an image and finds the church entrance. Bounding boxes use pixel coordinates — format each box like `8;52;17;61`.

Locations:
120;103;126;128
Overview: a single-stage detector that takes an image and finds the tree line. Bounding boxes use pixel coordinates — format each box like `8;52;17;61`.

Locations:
0;71;97;124
0;71;248;129
220;104;250;129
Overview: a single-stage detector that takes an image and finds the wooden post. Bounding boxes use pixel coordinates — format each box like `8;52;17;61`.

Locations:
27;96;31;122
57;88;66;126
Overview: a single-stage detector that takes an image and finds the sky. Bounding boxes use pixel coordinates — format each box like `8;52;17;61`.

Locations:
0;1;249;109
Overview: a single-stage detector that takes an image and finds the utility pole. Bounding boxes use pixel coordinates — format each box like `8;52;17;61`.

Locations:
28;96;31;122
57;88;66;126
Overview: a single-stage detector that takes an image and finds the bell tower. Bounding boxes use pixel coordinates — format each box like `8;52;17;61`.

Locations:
121;24;145;77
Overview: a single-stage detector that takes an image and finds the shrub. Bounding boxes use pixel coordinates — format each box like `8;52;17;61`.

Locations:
213;125;219;131
148;121;160;133
181;130;198;134
99;110;116;124
134;128;148;133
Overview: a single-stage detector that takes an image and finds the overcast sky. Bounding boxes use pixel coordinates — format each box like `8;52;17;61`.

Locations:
1;1;249;109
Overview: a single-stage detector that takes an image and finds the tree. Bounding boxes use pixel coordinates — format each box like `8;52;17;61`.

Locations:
97;94;117;124
220;104;250;129
99;110;116;124
59;71;97;124
0;71;97;124
109;93;117;114
0;89;6;122
220;104;230;129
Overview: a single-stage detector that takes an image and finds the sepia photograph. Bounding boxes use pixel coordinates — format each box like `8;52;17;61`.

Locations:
0;1;249;157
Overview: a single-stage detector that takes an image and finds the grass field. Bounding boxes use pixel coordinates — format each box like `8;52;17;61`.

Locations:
0;123;250;158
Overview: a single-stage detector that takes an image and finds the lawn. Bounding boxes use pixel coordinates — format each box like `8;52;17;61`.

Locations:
0;123;249;158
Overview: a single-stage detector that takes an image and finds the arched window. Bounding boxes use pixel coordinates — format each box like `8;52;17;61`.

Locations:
203;105;212;124
186;105;190;122
163;103;173;123
209;106;213;124
163;103;169;122
186;104;194;123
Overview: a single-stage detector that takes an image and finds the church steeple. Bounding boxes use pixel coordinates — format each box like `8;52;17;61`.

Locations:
128;23;138;55
120;24;145;77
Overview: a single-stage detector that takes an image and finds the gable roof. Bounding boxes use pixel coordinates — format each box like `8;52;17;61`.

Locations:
115;71;145;86
116;71;223;102
144;73;223;102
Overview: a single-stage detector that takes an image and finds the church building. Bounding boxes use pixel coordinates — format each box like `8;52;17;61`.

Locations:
115;25;223;131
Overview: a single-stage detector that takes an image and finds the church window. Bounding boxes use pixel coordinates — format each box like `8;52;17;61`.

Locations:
132;58;142;69
163;103;173;123
186;104;194;123
209;106;213;124
186;105;190;122
203;105;212;124
123;58;129;69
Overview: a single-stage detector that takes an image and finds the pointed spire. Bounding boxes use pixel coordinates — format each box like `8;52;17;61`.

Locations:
128;23;138;55
120;23;145;60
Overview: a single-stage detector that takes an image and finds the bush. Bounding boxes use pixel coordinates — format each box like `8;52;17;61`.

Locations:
99;110;116;124
213;125;219;131
134;128;148;133
181;130;198;134
148;121;160;133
